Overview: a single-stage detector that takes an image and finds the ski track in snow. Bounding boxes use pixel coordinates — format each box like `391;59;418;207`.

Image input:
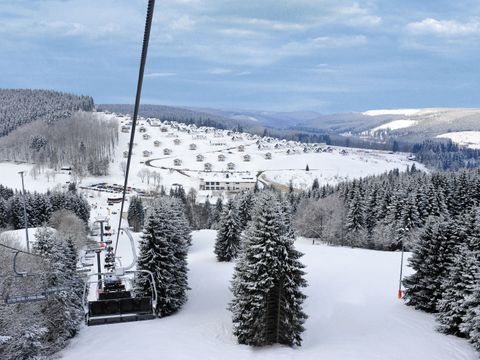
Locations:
59;230;477;360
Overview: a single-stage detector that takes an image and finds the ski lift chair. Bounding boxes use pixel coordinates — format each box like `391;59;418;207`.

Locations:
1;252;68;305
82;228;158;326
82;269;157;326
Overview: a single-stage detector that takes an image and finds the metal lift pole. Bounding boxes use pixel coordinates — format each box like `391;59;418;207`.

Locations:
18;171;30;253
94;218;108;290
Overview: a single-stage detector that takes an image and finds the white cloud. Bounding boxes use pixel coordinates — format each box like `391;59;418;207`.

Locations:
171;15;195;31
406;18;480;37
208;68;233;75
146;72;177;77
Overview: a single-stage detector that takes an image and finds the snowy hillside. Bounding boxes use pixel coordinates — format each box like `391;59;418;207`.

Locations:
0;111;419;196
437;131;480;149
363;108;480;138
59;230;476;360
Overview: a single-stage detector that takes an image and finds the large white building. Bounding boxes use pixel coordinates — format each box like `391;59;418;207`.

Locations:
199;175;256;193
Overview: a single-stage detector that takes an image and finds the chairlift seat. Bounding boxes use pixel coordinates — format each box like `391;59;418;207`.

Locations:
87;296;153;326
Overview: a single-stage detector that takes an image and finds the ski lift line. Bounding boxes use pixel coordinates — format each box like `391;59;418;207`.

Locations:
0;242;44;259
114;0;156;258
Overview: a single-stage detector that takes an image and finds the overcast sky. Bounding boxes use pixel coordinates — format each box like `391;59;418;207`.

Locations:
1;0;480;113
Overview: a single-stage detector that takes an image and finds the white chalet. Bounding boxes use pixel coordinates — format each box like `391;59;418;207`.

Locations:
243;154;251;162
204;163;213;172
238;145;245;152
163;148;172;155
143;133;151;140
154;140;161;147
139;126;147;133
143;150;152;157
227;162;235;170
218;154;226;162
173;158;182;166
121;125;130;133
196;154;205;162
173;138;181;145
265;152;272;159
189;143;197;150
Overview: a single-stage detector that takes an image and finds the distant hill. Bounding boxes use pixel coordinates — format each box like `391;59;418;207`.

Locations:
0;89;94;137
98;104;259;131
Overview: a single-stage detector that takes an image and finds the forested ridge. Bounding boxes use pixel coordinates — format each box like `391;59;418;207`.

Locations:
293;166;480;251
0;89;94;137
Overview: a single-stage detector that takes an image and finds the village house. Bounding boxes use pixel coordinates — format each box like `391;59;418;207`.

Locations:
204;163;213;172
173;158;182;166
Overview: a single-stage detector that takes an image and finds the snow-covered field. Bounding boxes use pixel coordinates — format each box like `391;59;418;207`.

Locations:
371;119;418;132
437;131;480;149
363;109;421;117
59;230;477;360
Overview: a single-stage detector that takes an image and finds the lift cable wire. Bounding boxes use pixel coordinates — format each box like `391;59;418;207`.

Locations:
114;0;156;258
0;242;44;258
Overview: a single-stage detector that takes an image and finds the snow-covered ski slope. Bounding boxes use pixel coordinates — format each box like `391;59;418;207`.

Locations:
60;230;476;360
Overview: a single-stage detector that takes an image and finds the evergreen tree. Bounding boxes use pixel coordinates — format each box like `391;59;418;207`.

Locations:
135;198;190;316
214;199;241;261
0;198;8;228
230;192;307;346
127;196;145;232
237;191;254;230
211;198;223;228
403;219;456;312
33;227;83;345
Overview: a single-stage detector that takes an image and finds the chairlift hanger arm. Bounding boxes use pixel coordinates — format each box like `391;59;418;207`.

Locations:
114;0;156;258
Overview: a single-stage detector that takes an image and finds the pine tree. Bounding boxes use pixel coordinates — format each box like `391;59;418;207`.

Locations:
135;198;190;316
211;198;223;228
403;219;456;312
436;245;477;336
237;191;254;230
0;198;8;228
436;210;480;336
127;196;145;232
230;192;307;346
33;226;83;345
214;199;241;261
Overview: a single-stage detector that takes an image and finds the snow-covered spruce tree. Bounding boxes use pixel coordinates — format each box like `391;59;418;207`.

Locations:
230;192;307;346
135;198;191;317
33;226;83;350
214;199;241;261
462;270;480;351
403;218;456;312
127;196;145;232
0;198;8;228
211;197;223;229
237;191;254;231
437;211;480;336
